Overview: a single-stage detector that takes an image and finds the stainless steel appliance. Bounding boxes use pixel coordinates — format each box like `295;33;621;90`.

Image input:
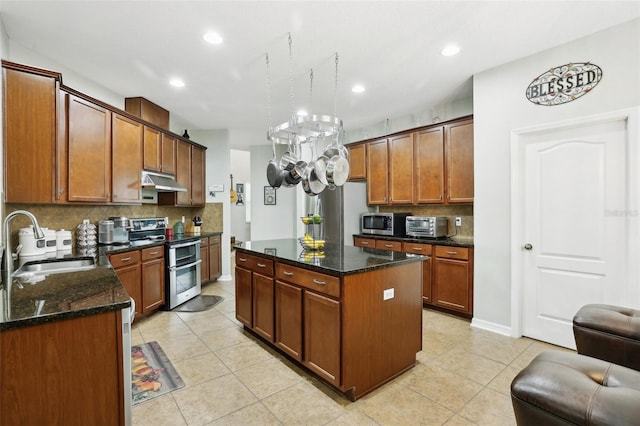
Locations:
165;239;201;309
406;216;448;238
98;219;114;244
361;212;411;236
109;216;130;244
129;217;167;244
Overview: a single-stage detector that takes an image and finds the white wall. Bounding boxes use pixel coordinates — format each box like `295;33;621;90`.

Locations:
230;149;251;243
473;18;640;331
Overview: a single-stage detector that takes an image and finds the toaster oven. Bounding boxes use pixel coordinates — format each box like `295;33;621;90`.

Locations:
405;216;448;238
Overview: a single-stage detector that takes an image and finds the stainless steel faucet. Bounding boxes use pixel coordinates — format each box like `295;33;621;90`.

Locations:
3;210;45;285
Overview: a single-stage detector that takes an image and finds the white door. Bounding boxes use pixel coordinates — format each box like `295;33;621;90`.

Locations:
513;113;633;349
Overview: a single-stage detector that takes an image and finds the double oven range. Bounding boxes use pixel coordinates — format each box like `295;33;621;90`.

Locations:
129;217;201;310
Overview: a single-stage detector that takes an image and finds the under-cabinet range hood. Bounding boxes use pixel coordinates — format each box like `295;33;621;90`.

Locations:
141;171;187;192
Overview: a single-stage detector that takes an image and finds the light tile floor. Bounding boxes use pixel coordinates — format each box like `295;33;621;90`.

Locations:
131;260;573;426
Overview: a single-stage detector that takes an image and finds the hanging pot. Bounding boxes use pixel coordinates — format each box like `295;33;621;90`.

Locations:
266;135;284;188
286;160;307;185
302;145;326;196
325;154;350;186
280;141;298;171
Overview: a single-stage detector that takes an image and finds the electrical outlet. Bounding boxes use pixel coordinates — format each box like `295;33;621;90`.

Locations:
455;217;462;227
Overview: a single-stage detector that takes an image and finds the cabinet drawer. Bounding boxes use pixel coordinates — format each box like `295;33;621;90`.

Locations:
402;242;433;255
141;246;164;261
236;252;274;277
200;238;209;247
209;234;221;244
375;239;403;252
435;245;469;260
354;236;376;248
110;250;141;268
276;263;340;299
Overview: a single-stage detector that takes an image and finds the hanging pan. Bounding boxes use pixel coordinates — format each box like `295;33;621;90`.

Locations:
302;144;326;196
266;134;284;188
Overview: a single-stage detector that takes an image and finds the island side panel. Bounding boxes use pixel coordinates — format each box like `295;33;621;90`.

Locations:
341;261;422;399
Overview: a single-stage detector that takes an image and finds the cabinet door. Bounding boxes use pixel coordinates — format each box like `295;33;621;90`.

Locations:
143;126;161;172
446;119;474;203
67;95;112;203
175;140;192;205
200;239;209;283
304;291;340;387
113;263;141;319
141;256;164;313
347;143;366;181
388;133;414;204
274;280;303;361
252;272;275;342
414;126;445;203
402;242;433;304
112;114;142;203
209;236;221;280
235;266;252;327
3;67;57;203
433;257;471;314
366;138;389;205
161;133;177;174
191;145;206;206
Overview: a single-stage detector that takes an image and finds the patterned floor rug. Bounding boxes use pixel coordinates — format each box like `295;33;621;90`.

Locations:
131;341;184;405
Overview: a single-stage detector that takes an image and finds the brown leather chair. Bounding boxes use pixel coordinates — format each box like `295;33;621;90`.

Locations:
573;303;640;371
511;351;640;425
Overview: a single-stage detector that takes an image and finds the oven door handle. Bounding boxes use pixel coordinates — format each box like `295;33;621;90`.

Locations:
169;240;200;249
169;259;202;272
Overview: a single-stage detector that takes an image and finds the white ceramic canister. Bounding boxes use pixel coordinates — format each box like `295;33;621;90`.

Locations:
18;226;47;256
56;229;73;251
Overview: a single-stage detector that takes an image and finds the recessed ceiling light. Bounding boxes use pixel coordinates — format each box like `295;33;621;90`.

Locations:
203;31;223;45
169;78;185;88
352;84;366;93
440;45;460;57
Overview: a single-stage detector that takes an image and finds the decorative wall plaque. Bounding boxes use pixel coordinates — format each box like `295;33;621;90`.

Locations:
526;62;602;106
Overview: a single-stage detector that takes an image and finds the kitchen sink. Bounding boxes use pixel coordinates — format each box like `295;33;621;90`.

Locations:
12;256;96;278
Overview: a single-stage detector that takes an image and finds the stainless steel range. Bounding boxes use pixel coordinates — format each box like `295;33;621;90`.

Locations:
129;217;201;310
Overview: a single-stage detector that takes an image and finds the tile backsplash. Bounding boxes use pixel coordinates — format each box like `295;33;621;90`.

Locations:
380;204;473;238
4;203;223;245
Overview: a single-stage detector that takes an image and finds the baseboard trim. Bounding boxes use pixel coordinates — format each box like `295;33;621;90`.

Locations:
217;274;232;282
471;317;514;337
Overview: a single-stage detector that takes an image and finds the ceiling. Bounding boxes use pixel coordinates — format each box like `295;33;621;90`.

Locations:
1;1;639;149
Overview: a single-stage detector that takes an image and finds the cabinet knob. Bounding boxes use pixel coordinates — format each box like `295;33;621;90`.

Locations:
523;243;533;251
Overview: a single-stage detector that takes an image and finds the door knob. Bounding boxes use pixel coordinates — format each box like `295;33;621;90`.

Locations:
523;243;533;251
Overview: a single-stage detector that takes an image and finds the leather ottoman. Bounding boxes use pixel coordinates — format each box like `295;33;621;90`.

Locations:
511;351;640;425
573;303;640;371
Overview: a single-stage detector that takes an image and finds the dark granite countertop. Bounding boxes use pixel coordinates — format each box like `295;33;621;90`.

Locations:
352;233;474;248
236;238;424;276
0;231;223;331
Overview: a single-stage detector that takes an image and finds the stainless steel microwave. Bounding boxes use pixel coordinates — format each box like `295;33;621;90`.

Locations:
361;213;411;236
405;216;448;238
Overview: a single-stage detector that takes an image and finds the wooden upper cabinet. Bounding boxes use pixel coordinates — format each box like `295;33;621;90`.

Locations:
3;66;58;203
347;143;366;181
191;145;205;206
67;94;112;203
388;133;414;204
445;118;474;203
366;138;389;205
414;126;445;203
112;114;142;203
175;140;192;206
161;133;177;175
142;126;161;172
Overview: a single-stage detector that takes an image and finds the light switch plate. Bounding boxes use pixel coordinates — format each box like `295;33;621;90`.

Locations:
383;288;394;300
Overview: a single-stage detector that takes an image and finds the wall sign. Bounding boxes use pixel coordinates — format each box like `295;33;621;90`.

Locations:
526;62;602;106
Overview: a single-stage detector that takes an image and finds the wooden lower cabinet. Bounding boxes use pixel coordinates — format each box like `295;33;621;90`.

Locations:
433;245;473;315
304;291;341;387
1;311;126;425
274;280;303;360
402;241;433;304
252;272;275;342
141;246;165;314
201;235;222;284
237;250;423;400
110;247;165;320
353;236;376;248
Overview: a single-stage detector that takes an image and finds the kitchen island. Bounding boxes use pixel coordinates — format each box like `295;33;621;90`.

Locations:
235;238;424;401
